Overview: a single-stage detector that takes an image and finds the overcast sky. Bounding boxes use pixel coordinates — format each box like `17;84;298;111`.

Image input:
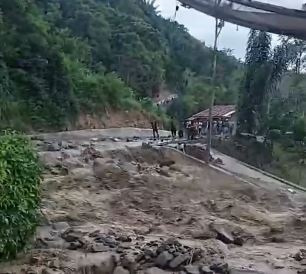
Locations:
155;0;305;59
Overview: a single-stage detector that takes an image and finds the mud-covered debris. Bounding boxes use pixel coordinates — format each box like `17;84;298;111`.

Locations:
144;267;169;274
114;266;130;274
214;226;234;245
230;270;266;274
61;228;85;243
77;252;117;274
210;261;229;274
94;233;118;248
159;160;175;168
200;265;214;274
47;142;61;152
155;251;174;268
116;235;132;243
52;222;69;232
93;158;122;179
294;249;306;261
156;167;171;177
121;254;137;273
169;254;190;269
89;242;110;253
184;264;200;274
49;258;60;269
270;236;285;243
233;236;244;246
191;228;217;240
82;147;103;160
42;268;64;274
213;158;223;165
67;241;83;250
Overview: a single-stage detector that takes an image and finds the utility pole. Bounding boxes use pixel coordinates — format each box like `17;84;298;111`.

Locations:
207;0;224;158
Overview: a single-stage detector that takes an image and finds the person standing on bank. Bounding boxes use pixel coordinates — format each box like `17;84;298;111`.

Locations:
151;120;159;140
170;117;177;138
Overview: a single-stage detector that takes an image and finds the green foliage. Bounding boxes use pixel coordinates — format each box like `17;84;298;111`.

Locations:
238;31;293;134
293;117;306;142
0;0;240;130
0;132;41;259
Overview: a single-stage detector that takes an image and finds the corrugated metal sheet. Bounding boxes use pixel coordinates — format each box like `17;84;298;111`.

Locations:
178;0;306;40
191;105;236;119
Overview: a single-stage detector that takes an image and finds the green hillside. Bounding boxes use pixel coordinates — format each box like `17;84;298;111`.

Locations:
0;0;241;131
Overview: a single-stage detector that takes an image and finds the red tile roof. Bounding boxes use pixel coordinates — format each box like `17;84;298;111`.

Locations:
191;105;236;119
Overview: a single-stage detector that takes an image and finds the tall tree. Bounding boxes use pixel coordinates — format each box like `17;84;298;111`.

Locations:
238;30;271;133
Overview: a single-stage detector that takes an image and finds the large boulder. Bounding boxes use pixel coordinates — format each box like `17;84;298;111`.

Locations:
77;252;117;274
155;251;174;268
93;158;122;179
70;167;94;181
39;151;62;167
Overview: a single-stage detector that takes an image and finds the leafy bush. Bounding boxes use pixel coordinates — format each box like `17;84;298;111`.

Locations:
293;118;306;142
268;129;282;141
0;132;41;259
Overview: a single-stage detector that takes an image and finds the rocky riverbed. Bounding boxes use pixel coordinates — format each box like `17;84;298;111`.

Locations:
2;131;306;274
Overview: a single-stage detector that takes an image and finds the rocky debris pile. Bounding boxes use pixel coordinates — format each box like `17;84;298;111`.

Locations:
294;249;306;272
33;224;232;274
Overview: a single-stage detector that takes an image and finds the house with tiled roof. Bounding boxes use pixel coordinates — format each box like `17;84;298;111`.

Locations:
188;105;237;135
188;105;236;121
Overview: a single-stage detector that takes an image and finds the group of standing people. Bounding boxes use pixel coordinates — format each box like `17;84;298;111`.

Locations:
150;117;182;140
151;117;233;141
185;119;234;140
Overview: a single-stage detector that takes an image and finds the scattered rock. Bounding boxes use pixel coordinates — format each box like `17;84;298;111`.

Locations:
47;143;60;152
270;236;285;243
78;253;117;274
82;147;103;160
156;167;171;177
230;270;266;274
61;228;84;243
52;222;70;232
200;266;214;274
89;243;110;253
213;225;234;245
191;228;216;240
62;158;84;169
210;262;229;274
233;236;244;246
144;267;169;274
70;167;93;181
42;269;64;274
121;254;137;273
155;251;174;268
169;254;190;269
184;265;200;274
67;241;83;250
49;258;60;269
116;235;132;243
93;158;122;179
114;266;130;274
81;142;91;147
294;250;306;261
159;160;175;168
213;158;223;165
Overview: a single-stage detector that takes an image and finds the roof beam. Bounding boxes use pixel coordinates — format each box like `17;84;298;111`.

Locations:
229;0;306;19
178;0;306;40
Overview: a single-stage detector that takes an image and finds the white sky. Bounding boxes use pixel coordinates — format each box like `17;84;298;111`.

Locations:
155;0;305;59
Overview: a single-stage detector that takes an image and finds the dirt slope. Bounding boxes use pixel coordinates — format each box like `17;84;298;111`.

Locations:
2;134;306;274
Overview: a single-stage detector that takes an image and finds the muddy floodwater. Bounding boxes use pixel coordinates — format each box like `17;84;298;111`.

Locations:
2;129;306;274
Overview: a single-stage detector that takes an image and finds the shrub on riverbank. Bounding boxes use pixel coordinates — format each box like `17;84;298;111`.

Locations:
0;132;41;259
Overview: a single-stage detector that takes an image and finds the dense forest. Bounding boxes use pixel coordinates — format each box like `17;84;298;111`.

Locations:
0;0;240;131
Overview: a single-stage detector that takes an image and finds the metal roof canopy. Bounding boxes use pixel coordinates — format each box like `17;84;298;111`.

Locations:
178;0;306;40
